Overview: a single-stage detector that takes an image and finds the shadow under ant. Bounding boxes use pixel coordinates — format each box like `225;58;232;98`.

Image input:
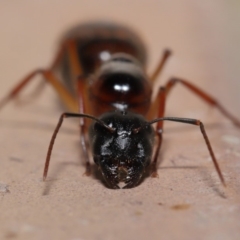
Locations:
0;117;236;137
42;160;148;195
42;136;227;199
42;160;227;199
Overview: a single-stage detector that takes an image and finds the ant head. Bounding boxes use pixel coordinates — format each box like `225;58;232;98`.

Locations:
89;111;155;189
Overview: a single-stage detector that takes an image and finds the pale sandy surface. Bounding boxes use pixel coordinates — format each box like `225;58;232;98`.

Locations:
0;1;240;240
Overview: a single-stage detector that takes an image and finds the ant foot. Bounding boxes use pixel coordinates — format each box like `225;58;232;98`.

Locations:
83;171;91;177
151;171;159;178
83;166;91;177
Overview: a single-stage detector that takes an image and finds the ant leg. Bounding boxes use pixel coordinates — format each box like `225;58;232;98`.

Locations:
43;112;114;181
78;77;91;176
151;76;239;183
150;49;172;84
13;80;46;106
29;39;83;96
0;69;78;112
151;87;166;177
63;40;90;175
163;77;240;128
0;40;82;112
50;40;73;71
149;117;226;186
61;40;92;175
9;40;77;105
28;39;82;98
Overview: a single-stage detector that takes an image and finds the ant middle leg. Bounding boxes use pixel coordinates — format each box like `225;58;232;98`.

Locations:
77;77;91;176
150;87;166;177
0;40;82;112
150;49;172;84
0;69;78;112
43;111;114;181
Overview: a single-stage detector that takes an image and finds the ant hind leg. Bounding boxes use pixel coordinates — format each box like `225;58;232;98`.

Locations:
164;77;240;128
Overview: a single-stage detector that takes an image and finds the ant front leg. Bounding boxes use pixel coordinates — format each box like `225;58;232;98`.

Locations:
148;116;226;186
77;77;91;176
43;112;114;181
150;87;166;177
150;85;227;185
0;70;77;111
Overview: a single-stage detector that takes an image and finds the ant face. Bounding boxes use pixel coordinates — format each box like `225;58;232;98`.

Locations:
89;111;155;189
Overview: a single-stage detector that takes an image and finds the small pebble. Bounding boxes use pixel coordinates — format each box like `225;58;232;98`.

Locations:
0;182;10;193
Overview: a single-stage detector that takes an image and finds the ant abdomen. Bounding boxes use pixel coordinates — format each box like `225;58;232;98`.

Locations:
58;22;147;91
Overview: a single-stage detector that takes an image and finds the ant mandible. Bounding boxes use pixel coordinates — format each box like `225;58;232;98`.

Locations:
1;22;240;189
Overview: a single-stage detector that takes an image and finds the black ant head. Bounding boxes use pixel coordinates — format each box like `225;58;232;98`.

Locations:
89;111;155;189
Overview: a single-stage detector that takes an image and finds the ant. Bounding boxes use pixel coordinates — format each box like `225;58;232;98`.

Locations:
1;22;240;189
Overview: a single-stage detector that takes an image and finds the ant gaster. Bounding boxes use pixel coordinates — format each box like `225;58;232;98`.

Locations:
1;22;240;189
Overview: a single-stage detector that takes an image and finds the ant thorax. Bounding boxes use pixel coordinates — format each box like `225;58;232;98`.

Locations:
89;55;152;116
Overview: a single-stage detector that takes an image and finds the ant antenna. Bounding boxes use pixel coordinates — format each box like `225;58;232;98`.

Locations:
133;117;226;187
43;112;115;181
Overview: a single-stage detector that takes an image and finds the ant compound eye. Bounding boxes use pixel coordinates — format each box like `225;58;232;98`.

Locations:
93;120;115;133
